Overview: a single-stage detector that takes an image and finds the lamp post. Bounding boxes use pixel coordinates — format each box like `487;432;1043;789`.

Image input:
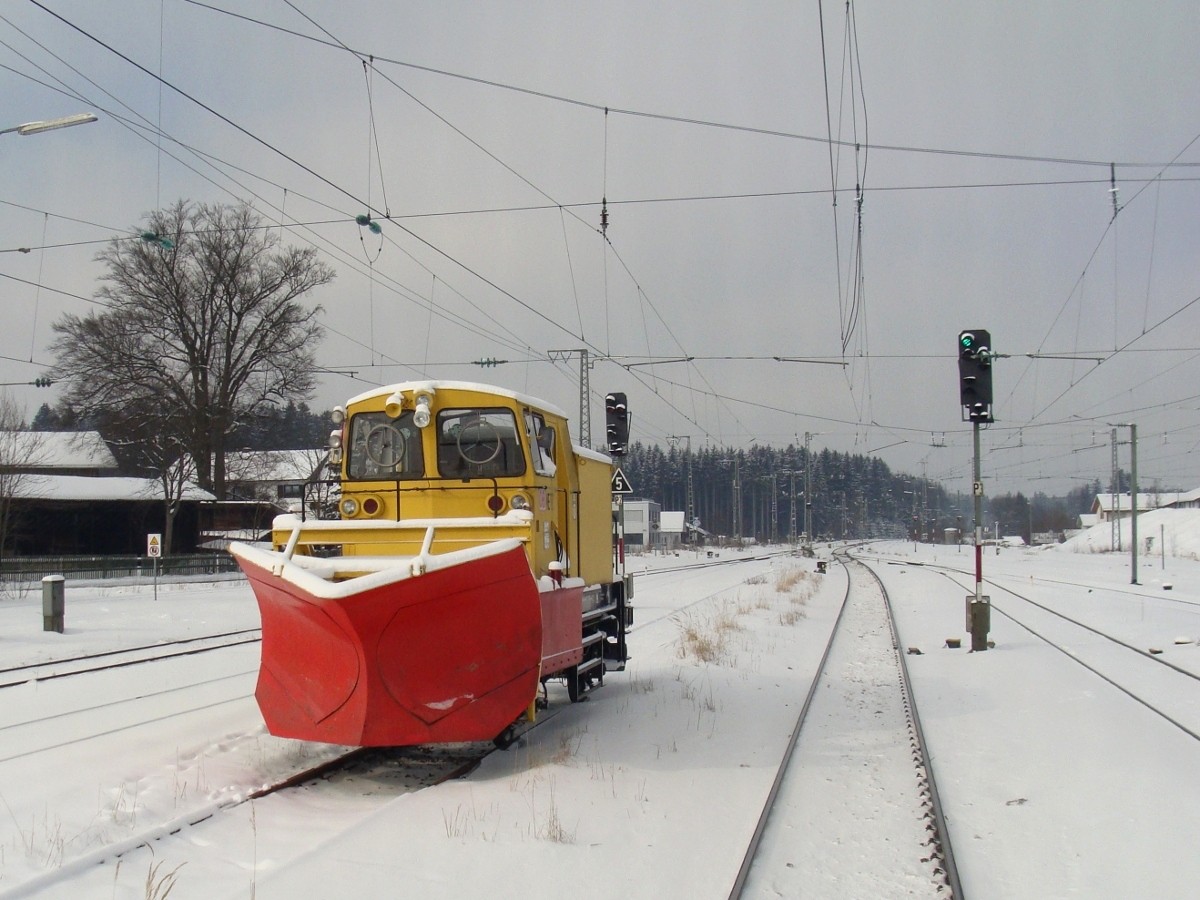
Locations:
0;113;97;138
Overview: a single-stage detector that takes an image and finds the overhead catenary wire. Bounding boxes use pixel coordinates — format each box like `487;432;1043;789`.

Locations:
9;1;1200;489
179;0;1200;171
8;4;575;382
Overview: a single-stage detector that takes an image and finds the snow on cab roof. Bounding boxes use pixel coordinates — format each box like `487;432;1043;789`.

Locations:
343;380;569;422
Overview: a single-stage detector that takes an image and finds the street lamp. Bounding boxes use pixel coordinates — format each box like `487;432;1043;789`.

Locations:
0;113;98;137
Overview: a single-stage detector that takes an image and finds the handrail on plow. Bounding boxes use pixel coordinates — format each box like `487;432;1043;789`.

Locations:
272;513;534;580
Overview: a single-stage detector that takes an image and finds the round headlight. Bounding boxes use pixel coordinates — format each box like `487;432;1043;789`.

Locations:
340;497;359;517
509;493;531;511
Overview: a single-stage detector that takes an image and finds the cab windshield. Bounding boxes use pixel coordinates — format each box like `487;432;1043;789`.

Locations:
436;408;526;478
346;411;425;480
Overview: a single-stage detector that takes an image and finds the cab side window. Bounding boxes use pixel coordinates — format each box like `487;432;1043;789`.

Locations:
526;412;557;477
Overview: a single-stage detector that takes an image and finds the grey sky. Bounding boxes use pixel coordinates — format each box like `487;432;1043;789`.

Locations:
2;1;1197;498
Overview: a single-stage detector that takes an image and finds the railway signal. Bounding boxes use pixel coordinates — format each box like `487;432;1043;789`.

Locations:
958;329;993;423
957;329;994;651
605;392;629;457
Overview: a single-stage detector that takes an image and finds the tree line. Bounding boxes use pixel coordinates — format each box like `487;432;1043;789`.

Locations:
619;446;1117;544
619;440;955;542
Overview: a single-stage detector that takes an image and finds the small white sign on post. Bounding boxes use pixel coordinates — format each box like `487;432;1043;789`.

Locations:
147;533;162;601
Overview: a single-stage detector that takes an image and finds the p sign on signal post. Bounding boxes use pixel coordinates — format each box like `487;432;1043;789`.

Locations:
147;533;161;601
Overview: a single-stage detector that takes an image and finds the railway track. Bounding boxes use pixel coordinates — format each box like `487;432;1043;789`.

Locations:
867;552;1200;743
2;741;489;900
933;569;1200;743
0;628;263;689
1;659;578;899
731;552;961;899
629;550;804;633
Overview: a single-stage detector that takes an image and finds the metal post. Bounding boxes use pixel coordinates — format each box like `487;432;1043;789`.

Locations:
974;422;982;599
1130;423;1138;585
788;470;797;544
770;473;778;544
42;575;65;633
549;349;592;448
733;455;742;544
803;432;813;545
969;421;990;651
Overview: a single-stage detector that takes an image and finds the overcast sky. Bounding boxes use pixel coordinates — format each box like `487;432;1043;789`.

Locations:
2;1;1198;499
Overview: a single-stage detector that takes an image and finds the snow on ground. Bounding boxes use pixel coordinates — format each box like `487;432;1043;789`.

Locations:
1060;506;1200;562
866;540;1200;899
1;542;1199;899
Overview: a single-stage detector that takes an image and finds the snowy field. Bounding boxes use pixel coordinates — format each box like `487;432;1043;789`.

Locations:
0;540;1197;899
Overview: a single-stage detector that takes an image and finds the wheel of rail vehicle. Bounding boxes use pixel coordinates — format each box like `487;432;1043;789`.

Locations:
566;663;602;703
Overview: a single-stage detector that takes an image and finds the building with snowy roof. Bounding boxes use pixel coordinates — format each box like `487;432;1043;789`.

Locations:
1091;491;1189;523
1;431;214;556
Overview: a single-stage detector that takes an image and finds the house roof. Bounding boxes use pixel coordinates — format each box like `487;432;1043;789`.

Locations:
1092;492;1186;513
225;449;327;483
2;431;117;470
13;474;215;503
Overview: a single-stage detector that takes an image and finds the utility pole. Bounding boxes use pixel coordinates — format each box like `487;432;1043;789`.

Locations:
732;455;742;545
769;473;778;544
803;432;815;546
667;435;695;540
1110;428;1120;552
549;349;592;448
1131;422;1139;585
1110;423;1139;584
779;469;799;544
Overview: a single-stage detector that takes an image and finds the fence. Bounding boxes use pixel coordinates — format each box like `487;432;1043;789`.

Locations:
0;553;239;584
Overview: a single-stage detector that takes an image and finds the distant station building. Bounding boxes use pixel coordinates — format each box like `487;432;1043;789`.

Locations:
622;498;661;551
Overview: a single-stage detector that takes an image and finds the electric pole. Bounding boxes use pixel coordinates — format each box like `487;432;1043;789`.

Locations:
549;349;592;448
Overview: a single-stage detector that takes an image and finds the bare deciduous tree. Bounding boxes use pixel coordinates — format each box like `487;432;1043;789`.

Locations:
93;405;197;555
0;392;43;561
49;200;334;500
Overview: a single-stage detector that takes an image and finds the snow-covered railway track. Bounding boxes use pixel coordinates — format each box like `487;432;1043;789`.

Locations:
630;550;786;579
630;554;788;633
2;743;485;900
733;553;960;899
0;638;262;763
938;571;1200;743
0;628;262;689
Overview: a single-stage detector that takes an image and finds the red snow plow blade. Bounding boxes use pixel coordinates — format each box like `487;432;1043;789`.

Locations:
230;539;542;746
